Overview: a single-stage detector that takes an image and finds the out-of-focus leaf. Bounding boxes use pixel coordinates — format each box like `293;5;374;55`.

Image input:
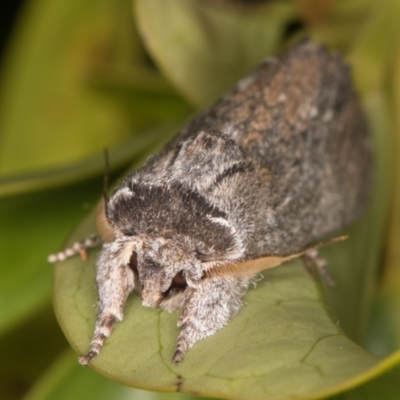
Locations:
0;0;154;176
364;33;400;356
23;350;203;400
318;93;392;342
293;0;336;23
0;177;102;337
54;209;390;400
135;0;296;107
327;353;400;400
0;119;188;198
346;0;400;95
0;305;67;400
378;31;400;349
89;63;193;132
305;0;374;51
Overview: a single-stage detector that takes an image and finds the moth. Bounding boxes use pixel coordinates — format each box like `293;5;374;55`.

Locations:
49;40;372;365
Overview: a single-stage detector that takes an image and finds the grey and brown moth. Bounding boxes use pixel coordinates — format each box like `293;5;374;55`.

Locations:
49;40;373;365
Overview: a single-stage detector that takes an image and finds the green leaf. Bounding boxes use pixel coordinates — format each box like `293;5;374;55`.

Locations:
0;0;153;176
135;0;296;107
317;92;393;342
0;176;107;337
327;354;400;400
53;216;390;399
0;119;188;198
304;0;374;51
23;349;205;400
23;351;134;400
0;305;67;400
364;24;400;357
292;0;337;24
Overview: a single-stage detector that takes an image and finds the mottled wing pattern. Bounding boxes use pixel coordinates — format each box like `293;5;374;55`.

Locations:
168;41;372;254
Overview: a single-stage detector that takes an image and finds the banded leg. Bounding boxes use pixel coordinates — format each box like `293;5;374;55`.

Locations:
79;250;135;365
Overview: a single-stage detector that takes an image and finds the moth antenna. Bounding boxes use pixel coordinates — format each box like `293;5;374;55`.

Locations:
47;235;102;263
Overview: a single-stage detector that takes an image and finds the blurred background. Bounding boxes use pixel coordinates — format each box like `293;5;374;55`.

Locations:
0;0;400;399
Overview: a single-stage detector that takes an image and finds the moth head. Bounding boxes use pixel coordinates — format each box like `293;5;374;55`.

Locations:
132;236;202;307
97;235;202;308
96;198;202;308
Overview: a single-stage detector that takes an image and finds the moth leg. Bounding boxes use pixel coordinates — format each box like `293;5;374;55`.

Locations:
172;276;250;363
301;249;335;287
48;235;102;263
159;289;185;313
79;253;135;365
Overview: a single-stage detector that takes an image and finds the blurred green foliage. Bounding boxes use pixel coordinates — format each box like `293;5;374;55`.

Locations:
1;0;400;399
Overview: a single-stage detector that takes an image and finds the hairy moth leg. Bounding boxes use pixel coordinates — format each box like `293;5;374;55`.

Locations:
48;235;102;263
79;244;135;365
173;276;251;363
